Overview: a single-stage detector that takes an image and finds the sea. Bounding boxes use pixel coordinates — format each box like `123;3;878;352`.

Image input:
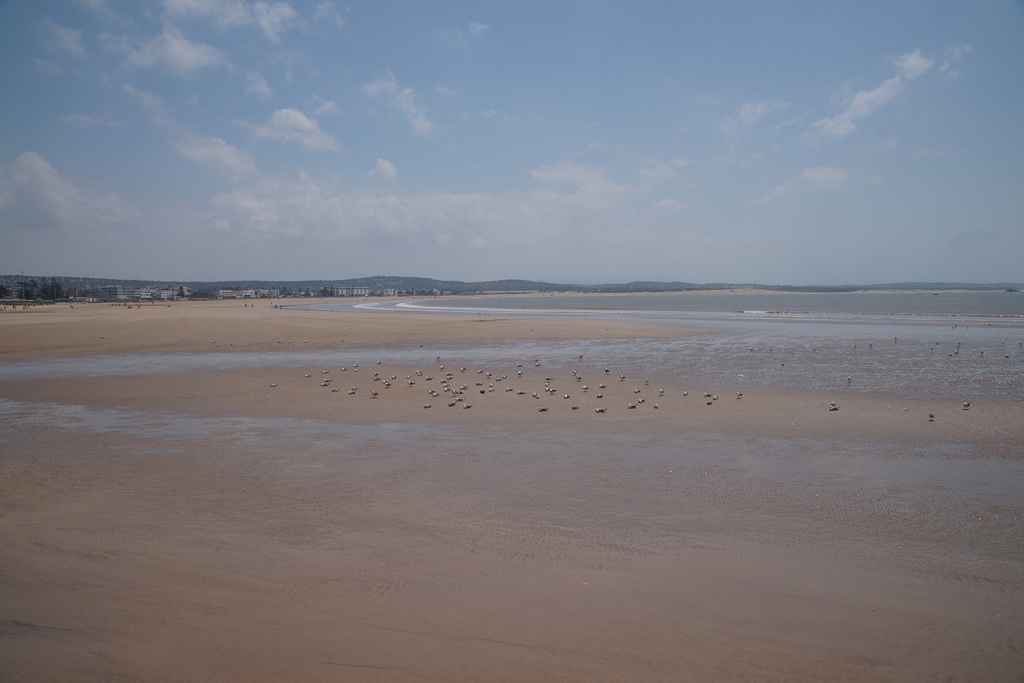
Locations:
3;291;1022;400
288;291;1024;401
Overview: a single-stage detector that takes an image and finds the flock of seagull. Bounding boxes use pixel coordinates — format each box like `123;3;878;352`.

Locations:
265;357;865;417
249;340;1009;422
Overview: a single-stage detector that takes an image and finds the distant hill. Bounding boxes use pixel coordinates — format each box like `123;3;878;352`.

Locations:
1;273;1020;298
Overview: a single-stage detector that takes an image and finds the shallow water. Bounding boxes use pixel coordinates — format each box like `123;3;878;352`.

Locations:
4;322;1022;400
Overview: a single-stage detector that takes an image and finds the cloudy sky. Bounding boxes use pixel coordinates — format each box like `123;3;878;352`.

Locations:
1;1;1022;285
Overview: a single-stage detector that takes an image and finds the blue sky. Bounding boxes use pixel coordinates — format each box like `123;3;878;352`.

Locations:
1;1;1022;285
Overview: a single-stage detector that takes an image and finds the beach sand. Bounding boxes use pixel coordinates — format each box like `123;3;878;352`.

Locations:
2;299;1022;681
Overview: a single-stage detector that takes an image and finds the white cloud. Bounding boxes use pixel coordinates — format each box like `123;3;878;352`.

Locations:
896;49;934;79
175;134;257;181
313;1;346;28
164;0;296;41
530;161;635;209
800;166;849;190
435;84;455;96
653;198;688;211
639;157;691;181
205;160;637;250
120;23;227;77
369;159;397;181
720;99;789;134
34;59;65;76
252;1;297;43
754;166;849;204
122;84;177;128
476;108;517;123
44;21;86;57
311;95;339;115
122;84;257;179
362;71;436;137
164;0;250;26
0;152;137;232
754;180;798;204
469;22;490;36
245;71;273;100
248;108;340;151
940;43;973;80
809;49;934;139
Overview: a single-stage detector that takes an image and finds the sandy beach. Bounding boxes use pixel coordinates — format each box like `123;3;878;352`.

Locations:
2;299;1022;681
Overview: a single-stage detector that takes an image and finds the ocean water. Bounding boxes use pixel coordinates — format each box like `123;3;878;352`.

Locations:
3;292;1023;400
290;292;1024;401
347;290;1024;321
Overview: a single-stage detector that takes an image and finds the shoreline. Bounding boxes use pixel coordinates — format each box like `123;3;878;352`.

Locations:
2;297;1021;444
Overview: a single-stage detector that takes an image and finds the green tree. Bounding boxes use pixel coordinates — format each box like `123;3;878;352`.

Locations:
19;278;39;300
39;276;64;300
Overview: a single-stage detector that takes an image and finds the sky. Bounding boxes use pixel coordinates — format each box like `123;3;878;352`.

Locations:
1;1;1022;285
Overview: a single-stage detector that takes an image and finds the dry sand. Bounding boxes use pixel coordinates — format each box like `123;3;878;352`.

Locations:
2;299;1022;681
0;298;690;359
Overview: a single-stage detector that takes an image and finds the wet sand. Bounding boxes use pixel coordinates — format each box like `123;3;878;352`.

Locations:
1;300;1022;681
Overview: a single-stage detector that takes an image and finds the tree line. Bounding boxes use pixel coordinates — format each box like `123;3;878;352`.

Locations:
1;276;65;301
